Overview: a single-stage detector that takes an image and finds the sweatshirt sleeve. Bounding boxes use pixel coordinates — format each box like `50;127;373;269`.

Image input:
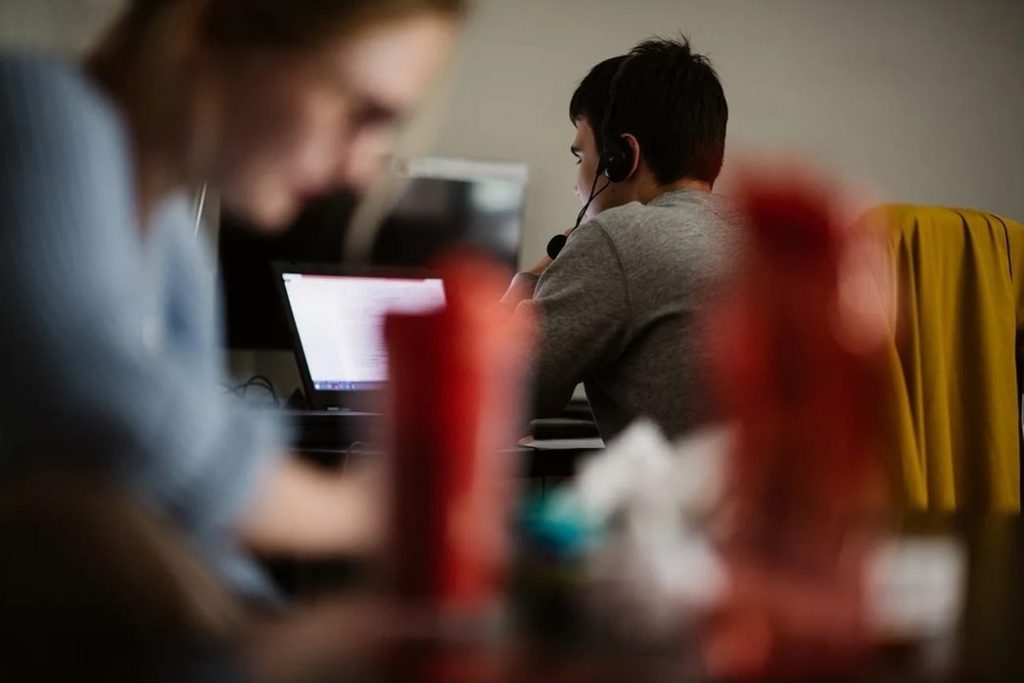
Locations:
0;54;283;535
513;221;630;417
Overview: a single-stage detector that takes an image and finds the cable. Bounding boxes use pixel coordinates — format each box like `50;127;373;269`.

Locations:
224;374;280;407
582;178;612;220
574;171;607;230
548;174;613;259
192;183;208;241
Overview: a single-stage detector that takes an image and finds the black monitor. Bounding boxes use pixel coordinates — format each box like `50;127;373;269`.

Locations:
371;157;527;270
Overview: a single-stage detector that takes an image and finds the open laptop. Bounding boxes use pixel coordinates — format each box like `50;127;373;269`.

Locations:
275;264;446;411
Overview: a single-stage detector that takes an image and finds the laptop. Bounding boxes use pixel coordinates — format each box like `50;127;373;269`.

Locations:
275;264;446;411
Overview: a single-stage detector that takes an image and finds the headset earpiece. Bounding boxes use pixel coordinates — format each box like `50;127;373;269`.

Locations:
601;135;633;183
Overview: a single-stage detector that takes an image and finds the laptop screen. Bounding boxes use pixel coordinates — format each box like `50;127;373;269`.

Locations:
280;272;446;392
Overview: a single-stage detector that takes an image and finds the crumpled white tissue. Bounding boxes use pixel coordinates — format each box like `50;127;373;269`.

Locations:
567;419;735;631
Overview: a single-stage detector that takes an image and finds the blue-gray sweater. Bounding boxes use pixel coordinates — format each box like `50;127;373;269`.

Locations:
0;53;284;601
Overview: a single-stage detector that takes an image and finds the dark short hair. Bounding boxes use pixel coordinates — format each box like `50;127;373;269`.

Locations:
569;37;728;185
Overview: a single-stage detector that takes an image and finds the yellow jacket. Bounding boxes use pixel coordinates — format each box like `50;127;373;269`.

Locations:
874;205;1024;511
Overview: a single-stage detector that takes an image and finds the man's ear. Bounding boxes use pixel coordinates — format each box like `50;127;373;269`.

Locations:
621;133;641;180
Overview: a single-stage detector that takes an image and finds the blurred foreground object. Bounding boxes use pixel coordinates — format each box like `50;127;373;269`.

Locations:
0;473;239;682
865;205;1024;512
514;420;730;648
384;255;532;620
573;421;730;634
705;174;892;678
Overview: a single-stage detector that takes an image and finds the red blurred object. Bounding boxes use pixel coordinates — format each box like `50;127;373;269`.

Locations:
384;255;532;618
704;176;890;679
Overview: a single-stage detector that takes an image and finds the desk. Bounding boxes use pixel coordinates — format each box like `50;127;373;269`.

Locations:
295;444;603;481
285;406;604;475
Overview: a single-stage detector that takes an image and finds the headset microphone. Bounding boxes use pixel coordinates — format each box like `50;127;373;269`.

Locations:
545;233;568;260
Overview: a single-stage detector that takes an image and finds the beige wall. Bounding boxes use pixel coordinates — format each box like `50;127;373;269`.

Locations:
0;0;123;55
427;0;1024;267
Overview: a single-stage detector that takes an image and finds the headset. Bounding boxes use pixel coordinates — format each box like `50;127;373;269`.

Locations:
546;54;636;260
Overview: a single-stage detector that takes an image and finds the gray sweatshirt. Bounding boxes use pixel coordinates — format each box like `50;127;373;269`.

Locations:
508;189;743;441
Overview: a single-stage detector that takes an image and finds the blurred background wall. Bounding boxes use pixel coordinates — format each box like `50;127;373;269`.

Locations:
434;0;1024;265
2;0;1022;268
0;0;123;55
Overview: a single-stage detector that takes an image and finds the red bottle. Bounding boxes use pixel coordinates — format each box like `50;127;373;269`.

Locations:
384;256;532;619
704;175;890;679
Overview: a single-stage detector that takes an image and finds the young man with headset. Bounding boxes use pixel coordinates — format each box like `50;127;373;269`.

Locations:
503;37;742;442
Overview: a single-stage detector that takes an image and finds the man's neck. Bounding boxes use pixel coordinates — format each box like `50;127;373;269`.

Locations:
637;176;711;204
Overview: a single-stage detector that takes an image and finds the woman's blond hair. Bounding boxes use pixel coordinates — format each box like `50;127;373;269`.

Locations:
123;0;468;51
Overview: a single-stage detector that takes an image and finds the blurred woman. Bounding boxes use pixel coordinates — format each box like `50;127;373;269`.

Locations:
0;0;465;603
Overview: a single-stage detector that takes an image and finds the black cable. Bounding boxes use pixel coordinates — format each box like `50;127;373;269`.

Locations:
548;175;613;259
584;178;613;215
224;374;280;407
574;169;606;230
246;375;277;395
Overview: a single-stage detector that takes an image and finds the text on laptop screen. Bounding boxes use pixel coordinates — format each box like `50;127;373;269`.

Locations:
281;274;446;391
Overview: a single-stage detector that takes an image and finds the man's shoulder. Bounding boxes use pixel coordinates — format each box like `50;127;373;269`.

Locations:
587;200;646;231
592;192;740;243
569;202;644;251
